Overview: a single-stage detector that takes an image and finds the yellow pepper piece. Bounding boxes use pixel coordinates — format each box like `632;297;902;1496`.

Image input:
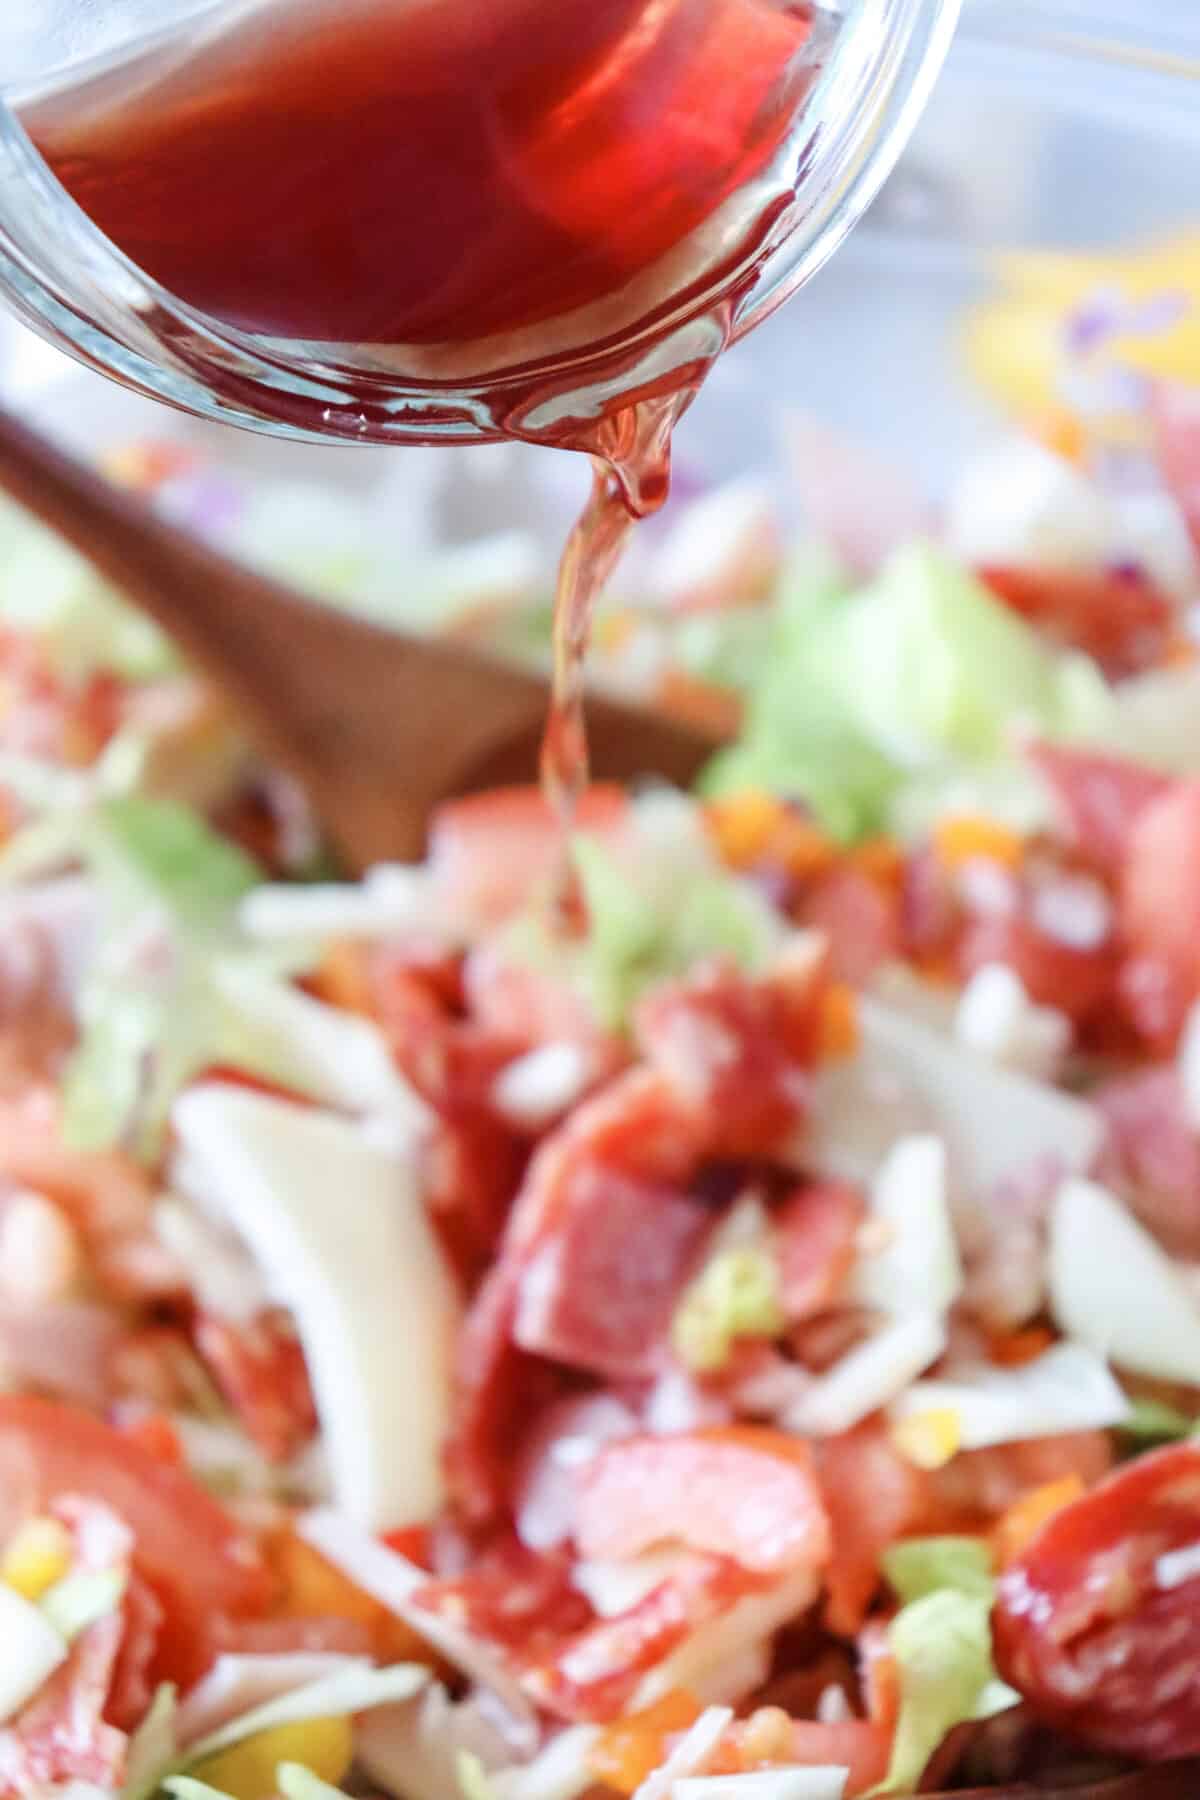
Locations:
892;1408;962;1472
1;1517;72;1601
191;1718;353;1800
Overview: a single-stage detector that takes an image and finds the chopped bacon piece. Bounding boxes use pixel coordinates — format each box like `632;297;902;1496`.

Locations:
1096;1067;1200;1258
194;1310;318;1464
978;564;1172;679
217;1614;377;1658
957;905;1115;1027
774;1180;864;1322
514;1167;711;1380
1027;743;1172;872
525;1554;758;1723
105;1573;164;1733
0;1611;127;1794
576;1428;830;1576
816;1424;931;1635
410;1534;591;1674
634;962;811;1157
796;867;900;988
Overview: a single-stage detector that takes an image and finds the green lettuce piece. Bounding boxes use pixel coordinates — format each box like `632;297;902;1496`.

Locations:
58;800;260;1157
571;834;664;1030
878;1590;1016;1796
89;797;259;933
458;1751;500;1800
0;497;175;682
881;1536;994;1607
123;1684;179;1800
672;1243;785;1372
701;540;1112;844
165;1780;235;1800
818;542;1106;763
1119;1396;1197;1444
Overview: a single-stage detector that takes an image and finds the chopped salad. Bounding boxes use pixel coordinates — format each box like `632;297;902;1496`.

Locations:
0;245;1195;1800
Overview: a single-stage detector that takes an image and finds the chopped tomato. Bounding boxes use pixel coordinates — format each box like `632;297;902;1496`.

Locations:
774;1180;864;1322
994;1443;1200;1758
1122;779;1200;1006
115;1411;185;1468
978;563;1172;679
589;1689;703;1794
575;1428;831;1575
429;784;627;924
0;1395;270;1689
787;1721;891;1798
816;1424;931;1635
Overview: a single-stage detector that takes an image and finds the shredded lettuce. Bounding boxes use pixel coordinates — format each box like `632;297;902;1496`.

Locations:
50;799;263;1157
876;1590;1016;1795
702;541;1110;842
672;1243;785;1373
881;1537;994;1607
0;497;176;682
40;1567;126;1641
506;814;781;1035
123;1684;179;1800
185;1664;428;1762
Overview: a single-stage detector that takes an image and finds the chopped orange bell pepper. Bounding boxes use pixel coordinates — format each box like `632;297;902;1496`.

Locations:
992;1474;1086;1567
818;982;860;1062
590;1690;704;1794
932;814;1024;873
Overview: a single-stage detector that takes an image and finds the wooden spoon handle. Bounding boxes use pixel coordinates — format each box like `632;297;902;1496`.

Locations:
0;406;721;867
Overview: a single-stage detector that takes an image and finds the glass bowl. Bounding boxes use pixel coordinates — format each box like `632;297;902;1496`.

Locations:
0;0;958;448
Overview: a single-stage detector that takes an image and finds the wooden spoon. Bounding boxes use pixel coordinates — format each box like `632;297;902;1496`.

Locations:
0;405;722;870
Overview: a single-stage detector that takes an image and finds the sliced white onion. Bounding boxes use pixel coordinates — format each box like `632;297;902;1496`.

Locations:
153;1196;269;1326
214;961;431;1125
781;1312;947;1438
572;1550;697;1620
172;1087;458;1530
854;1135;962;1317
647;479;778;613
954;964;1071;1082
0;1583;67;1721
491;1726;602;1800
175;1654;362;1748
891;1341;1129;1448
1049;1176;1200;1386
944;437;1113;572
633;1568;818;1711
357;1684;515;1800
239;864;436;943
299;1509;537;1733
676;1771;848;1800
832;1001;1102;1204
492;1043;592;1132
631;1707;734;1800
